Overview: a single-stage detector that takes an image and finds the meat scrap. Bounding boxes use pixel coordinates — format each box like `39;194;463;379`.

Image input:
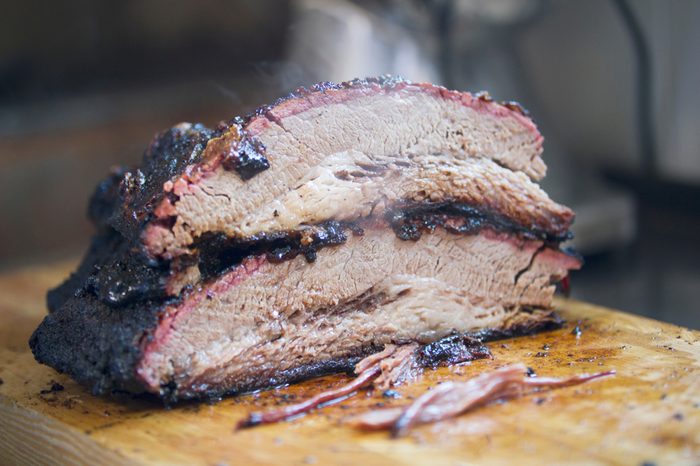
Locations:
374;344;421;390
353;344;398;374
237;335;491;429
373;335;492;390
347;363;616;436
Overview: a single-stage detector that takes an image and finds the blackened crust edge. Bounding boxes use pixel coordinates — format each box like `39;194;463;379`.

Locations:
29;293;164;396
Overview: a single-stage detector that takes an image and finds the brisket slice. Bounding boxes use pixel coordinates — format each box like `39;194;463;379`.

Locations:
33;226;577;400
31;77;580;401
62;155;574;309
98;76;550;257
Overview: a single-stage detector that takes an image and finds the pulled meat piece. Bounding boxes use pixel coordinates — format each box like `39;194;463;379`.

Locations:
237;364;382;429
347;363;615;436
353;344;399;374
374;343;420;390
237;335;490;429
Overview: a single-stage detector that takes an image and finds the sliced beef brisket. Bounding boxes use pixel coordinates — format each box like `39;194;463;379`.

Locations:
31;77;580;401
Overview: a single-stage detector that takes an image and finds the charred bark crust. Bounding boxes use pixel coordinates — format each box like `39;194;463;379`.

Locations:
30;293;163;396
100;123;218;243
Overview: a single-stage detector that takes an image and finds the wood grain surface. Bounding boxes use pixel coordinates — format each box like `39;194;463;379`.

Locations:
0;261;698;466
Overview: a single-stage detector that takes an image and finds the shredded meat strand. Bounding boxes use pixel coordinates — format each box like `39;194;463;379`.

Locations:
346;363;615;436
237;363;382;429
375;343;420;390
354;344;397;374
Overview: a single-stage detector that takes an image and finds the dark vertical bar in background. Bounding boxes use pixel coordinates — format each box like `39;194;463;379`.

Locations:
425;0;455;88
611;0;657;179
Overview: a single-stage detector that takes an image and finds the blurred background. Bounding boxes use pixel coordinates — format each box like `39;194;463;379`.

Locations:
0;0;698;328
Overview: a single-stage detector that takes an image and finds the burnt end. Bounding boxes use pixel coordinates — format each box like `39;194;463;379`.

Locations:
219;134;270;180
48;123;220;309
84;239;171;307
30;293;163;396
387;200;573;245
108;123;217;241
49;228;173;309
418;334;492;367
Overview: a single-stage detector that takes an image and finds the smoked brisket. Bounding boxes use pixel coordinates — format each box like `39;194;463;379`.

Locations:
30;77;580;401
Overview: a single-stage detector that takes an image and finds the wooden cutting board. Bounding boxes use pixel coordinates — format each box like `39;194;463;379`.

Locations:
0;261;698;466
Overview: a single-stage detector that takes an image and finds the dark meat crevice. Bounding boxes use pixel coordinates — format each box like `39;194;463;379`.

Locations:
387;201;572;245
514;244;547;285
194;220;355;279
